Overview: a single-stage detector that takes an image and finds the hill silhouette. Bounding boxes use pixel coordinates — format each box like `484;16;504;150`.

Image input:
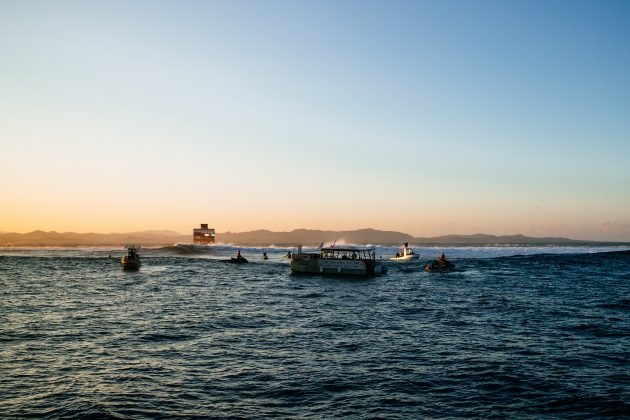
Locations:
0;228;618;247
0;230;189;246
219;230;608;246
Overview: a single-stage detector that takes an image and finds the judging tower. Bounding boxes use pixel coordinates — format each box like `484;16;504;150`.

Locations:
193;224;215;244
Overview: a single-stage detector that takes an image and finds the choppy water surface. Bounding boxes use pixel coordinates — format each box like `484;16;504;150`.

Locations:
1;246;629;418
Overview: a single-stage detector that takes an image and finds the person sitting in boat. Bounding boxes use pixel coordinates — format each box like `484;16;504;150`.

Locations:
439;253;447;264
237;250;243;259
286;251;292;258
395;252;400;258
262;252;268;260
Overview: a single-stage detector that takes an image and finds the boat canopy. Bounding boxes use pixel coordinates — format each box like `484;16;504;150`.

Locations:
321;246;375;252
321;247;375;260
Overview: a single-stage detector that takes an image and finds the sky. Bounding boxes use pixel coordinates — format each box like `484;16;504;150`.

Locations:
1;0;629;240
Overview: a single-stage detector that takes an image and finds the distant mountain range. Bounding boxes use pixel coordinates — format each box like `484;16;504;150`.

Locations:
0;228;623;247
0;230;190;247
218;229;618;246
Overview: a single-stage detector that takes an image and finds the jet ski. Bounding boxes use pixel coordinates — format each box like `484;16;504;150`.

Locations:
424;260;454;271
226;250;248;264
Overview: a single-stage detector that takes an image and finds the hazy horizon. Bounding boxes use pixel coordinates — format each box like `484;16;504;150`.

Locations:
2;1;629;241
3;222;630;242
3;225;630;243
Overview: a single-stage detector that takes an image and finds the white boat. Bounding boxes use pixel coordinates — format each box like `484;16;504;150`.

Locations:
291;246;377;275
389;243;419;261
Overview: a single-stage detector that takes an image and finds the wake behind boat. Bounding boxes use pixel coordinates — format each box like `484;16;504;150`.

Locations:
291;246;377;275
390;243;419;261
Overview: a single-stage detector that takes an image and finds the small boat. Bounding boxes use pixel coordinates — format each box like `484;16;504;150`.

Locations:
291;246;377;275
390;243;419;261
121;245;141;270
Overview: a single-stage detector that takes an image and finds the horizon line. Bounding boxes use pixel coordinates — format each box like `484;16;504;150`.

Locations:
1;227;626;243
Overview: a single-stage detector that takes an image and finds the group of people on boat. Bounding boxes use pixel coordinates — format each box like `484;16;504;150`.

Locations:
118;243;453;272
120;245;141;270
387;243;453;271
231;246;452;270
341;252;358;260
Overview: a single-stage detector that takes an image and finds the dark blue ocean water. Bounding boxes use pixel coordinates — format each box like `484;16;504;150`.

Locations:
1;246;629;418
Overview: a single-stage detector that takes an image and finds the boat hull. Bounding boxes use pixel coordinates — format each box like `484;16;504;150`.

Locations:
389;254;419;261
121;256;141;270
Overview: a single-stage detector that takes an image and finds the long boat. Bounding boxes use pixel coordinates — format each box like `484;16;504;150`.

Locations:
291;246;376;275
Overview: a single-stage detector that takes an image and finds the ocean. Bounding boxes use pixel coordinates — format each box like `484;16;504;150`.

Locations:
1;245;629;418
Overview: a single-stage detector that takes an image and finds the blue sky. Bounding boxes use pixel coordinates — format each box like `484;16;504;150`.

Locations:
1;0;629;240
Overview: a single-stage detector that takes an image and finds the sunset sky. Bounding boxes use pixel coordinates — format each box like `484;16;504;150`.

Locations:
1;0;629;240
